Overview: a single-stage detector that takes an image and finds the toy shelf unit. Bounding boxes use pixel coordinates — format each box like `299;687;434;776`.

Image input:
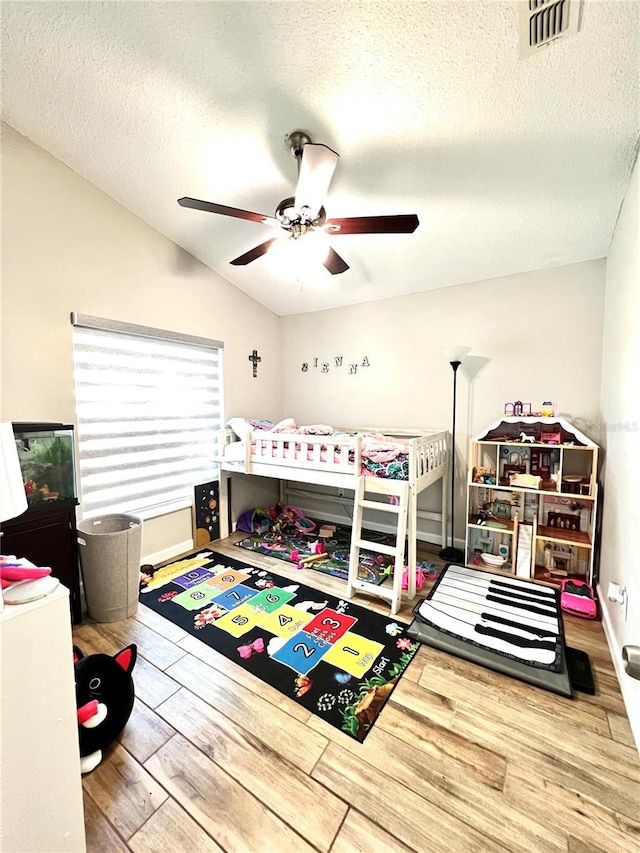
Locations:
465;417;599;586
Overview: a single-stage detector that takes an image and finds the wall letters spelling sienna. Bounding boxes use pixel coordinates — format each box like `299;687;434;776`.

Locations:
301;356;370;375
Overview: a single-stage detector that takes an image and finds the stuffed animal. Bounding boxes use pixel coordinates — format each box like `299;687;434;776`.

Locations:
74;643;137;774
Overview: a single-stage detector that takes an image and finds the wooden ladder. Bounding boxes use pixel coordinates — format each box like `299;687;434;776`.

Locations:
346;477;410;615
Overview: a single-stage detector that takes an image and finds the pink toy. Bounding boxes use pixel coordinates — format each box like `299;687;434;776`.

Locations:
560;579;597;619
402;566;425;591
401;562;438;590
0;559;51;589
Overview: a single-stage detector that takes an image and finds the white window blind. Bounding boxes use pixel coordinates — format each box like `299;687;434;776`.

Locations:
71;313;224;519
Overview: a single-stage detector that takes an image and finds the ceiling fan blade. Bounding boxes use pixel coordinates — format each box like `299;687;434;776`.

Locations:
229;238;278;266
324;214;419;235
178;197;278;227
323;246;349;275
294;143;339;219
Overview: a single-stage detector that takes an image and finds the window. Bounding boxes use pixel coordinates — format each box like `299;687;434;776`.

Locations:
71;313;223;519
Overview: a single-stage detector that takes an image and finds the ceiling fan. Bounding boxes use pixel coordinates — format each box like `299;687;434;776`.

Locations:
178;131;419;275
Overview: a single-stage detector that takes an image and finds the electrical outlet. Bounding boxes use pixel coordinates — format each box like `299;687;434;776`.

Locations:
607;583;629;621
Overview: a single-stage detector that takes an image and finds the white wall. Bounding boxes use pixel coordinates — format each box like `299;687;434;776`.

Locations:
280;261;606;543
599;151;640;750
0;124;282;558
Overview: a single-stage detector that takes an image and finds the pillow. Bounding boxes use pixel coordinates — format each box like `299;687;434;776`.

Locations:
227;417;274;439
268;417;298;433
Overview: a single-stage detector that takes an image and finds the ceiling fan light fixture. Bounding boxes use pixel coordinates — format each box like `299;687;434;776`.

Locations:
293;142;339;220
179;129;418;277
275;196;327;235
266;229;331;278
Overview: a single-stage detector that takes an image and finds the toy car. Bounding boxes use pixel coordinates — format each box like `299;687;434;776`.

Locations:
560;579;597;619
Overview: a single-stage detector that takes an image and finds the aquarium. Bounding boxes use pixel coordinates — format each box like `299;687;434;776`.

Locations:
12;422;78;511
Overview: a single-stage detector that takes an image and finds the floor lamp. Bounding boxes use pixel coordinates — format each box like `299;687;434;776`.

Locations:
439;346;471;564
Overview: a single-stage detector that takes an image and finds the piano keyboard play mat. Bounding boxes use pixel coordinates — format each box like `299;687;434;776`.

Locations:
408;564;573;697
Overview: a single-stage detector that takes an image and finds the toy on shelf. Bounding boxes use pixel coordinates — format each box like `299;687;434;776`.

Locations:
509;472;541;489
503;401;557;418
472;467;497;485
504;401;532;417
74;644;137;774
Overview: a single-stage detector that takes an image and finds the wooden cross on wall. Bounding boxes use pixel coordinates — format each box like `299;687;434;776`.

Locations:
249;349;262;378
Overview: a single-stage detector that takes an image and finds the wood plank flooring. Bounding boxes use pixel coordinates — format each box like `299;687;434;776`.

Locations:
76;534;640;852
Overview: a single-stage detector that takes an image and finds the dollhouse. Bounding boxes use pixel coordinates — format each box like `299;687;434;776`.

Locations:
465;417;599;585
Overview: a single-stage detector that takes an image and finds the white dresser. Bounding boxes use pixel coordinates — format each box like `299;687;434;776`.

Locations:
0;585;86;852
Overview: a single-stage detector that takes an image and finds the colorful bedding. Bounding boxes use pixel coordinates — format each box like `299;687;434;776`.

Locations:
223;419;415;480
362;456;410;480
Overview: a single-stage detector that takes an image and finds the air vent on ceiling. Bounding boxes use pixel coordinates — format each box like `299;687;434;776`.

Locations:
518;0;581;57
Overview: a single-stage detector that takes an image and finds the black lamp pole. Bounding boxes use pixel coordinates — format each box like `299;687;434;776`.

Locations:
439;358;465;564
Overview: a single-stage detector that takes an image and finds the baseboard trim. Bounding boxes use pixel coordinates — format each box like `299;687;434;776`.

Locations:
142;539;194;567
597;584;640;754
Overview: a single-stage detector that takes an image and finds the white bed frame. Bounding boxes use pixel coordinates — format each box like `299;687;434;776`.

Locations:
216;426;449;605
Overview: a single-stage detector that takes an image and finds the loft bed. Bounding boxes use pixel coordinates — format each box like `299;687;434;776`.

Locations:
216;419;449;603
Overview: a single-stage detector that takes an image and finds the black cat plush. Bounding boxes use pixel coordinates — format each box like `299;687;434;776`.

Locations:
74;644;137;774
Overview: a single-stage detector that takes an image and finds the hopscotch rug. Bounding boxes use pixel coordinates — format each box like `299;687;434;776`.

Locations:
140;549;419;741
407;563;573;697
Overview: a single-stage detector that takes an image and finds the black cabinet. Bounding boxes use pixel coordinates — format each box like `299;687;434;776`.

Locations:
1;422;81;623
1;503;82;623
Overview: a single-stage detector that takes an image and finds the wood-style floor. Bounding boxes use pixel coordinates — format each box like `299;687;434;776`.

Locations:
75;533;640;853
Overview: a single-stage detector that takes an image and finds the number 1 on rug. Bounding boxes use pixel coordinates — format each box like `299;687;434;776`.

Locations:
324;632;385;677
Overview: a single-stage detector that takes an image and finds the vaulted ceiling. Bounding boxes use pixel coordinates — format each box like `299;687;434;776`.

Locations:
2;1;639;316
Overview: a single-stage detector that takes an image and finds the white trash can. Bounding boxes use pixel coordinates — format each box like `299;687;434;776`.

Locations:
77;514;143;622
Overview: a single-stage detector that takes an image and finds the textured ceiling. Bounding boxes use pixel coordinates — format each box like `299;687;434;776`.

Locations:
2;1;639;316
